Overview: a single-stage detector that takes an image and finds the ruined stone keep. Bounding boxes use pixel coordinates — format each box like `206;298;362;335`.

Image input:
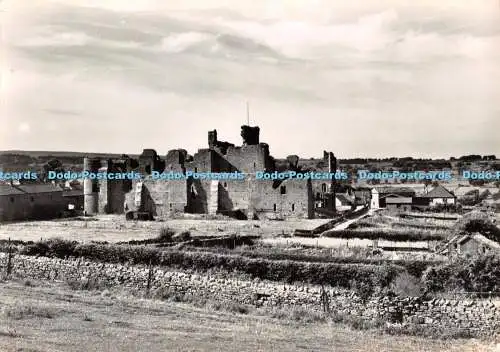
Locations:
84;126;337;220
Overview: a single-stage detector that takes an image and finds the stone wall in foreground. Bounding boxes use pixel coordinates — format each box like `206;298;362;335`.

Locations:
1;253;498;336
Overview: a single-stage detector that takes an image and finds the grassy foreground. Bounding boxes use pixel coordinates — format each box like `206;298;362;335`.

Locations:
0;280;498;352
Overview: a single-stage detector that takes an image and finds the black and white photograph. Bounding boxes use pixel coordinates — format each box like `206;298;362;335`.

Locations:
1;0;499;351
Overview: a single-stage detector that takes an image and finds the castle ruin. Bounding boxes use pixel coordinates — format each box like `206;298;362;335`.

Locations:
83;126;337;220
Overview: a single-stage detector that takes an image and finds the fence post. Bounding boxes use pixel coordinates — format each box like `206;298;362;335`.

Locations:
146;259;153;297
320;285;330;313
6;237;13;277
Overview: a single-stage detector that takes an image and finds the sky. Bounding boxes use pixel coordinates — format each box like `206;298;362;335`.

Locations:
1;0;499;159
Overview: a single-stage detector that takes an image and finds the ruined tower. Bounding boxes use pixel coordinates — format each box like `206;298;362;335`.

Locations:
241;125;260;145
286;155;300;171
208;130;217;149
83;157;101;215
324;151;337;213
138;149;164;175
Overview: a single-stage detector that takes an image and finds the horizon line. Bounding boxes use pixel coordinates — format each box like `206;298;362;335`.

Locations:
0;149;497;161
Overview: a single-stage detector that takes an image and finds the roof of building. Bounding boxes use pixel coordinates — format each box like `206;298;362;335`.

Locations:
379;193;411;200
336;194;353;206
353;188;372;193
62;189;84;197
386;197;413;204
424;185;455;199
441;233;500;254
0;184;25;196
0;183;63;196
16;184;63;194
458;233;500;251
439;235;460;254
372;186;416;195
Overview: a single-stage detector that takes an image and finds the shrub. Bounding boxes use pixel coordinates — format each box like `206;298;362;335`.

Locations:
226;302;250;315
172;231;191;242
24;280;36;287
388;272;425;297
0;239;29;254
83;314;94;322
322;229;444;241
150;286;179;300
45;238;78;257
66;277;110;291
453;212;500;243
158;227;175;242
422;255;500;294
3;303;57;320
21;241;50;256
268;307;326;323
20;238;77;258
329;313;384;330
351;279;375;303
383;324;478;339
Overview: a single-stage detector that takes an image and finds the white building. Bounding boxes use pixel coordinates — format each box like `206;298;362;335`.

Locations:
424;185;456;206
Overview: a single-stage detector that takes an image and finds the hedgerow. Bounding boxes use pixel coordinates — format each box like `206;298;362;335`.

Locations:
422;255;500;294
18;238;402;290
323;229;445;241
184;246;435;277
16;238;500;295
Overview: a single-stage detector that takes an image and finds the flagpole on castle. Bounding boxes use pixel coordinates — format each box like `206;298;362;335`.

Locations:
246;101;250;126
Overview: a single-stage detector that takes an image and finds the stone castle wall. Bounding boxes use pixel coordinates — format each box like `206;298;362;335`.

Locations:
85;126;319;219
1;253;498;336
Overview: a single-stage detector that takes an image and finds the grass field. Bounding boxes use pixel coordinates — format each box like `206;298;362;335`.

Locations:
0;280;498;352
0;215;331;243
262;236;432;250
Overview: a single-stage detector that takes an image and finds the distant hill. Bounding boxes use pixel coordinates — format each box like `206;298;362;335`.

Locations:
0;151;139;172
0;150;138;158
1;151;498;180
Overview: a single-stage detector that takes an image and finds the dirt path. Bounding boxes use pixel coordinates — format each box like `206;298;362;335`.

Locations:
328;209;376;232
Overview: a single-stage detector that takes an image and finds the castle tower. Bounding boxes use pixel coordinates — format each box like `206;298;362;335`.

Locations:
325;151;337;213
208;130;217;148
83;157;101;215
241;125;260;145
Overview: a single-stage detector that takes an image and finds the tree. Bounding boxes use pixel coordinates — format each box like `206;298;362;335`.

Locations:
41;159;65;182
469;179;485;186
454;212;500;243
422;179;432;187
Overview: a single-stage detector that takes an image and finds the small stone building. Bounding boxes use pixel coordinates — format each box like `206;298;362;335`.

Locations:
441;233;500;257
62;189;84;211
370;187;416;209
335;193;354;211
423;185;457;206
385;197;413;212
0;183;66;222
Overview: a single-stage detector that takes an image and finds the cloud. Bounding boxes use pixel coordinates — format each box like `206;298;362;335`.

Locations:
17;31;91;47
160;32;213;53
43;108;82;117
1;1;499;157
9;6;499;65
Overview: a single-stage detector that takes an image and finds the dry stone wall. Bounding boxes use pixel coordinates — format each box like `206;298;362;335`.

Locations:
1;253;498;336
